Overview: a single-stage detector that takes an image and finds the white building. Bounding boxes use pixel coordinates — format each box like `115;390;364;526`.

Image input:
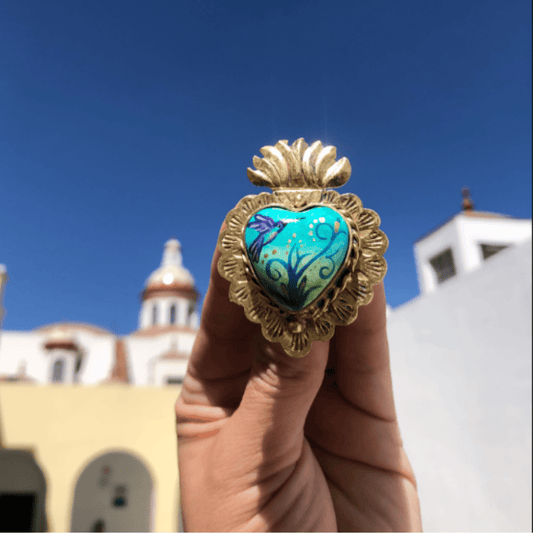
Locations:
387;199;532;532
414;208;531;295
0;238;199;387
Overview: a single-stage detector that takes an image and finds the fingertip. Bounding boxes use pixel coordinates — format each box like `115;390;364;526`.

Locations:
200;219;260;346
208;221;230;295
187;222;255;381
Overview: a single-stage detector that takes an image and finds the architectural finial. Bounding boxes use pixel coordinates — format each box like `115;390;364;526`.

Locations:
462;187;474;211
162;238;183;268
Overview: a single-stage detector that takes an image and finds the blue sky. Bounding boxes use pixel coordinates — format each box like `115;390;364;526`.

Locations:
0;0;531;335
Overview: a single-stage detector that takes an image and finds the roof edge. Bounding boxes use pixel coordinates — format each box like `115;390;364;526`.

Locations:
414;211;531;244
33;322;114;336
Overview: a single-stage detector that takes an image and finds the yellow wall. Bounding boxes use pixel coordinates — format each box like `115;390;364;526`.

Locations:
0;383;181;532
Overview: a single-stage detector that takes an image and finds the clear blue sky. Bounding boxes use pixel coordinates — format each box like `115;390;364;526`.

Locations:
1;0;531;335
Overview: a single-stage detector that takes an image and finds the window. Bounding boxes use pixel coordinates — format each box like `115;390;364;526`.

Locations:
188;301;195;324
152;304;158;326
52;359;64;382
166;376;183;385
169;304;176;325
481;243;508;260
430;248;456;284
74;352;83;382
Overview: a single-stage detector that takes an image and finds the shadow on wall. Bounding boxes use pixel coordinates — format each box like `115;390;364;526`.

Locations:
69;450;154;533
0;449;48;532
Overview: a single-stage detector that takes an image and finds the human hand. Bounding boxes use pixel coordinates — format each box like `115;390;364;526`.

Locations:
175;236;422;532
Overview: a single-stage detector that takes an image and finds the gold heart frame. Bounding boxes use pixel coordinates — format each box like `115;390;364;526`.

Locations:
217;138;388;357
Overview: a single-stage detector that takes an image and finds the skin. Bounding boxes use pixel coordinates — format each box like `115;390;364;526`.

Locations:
175;236;422;532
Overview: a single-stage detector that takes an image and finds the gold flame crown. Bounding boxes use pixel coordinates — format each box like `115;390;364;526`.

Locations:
247;138;351;190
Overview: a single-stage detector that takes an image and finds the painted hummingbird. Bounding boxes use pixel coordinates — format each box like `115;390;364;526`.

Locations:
248;214;302;262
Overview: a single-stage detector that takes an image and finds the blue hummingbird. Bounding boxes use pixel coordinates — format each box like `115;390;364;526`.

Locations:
248;214;302;262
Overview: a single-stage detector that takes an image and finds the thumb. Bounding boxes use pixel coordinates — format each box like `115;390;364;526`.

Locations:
228;337;329;459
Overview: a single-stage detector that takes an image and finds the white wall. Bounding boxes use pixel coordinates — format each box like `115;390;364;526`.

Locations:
456;216;531;273
126;331;195;386
0;331;49;380
388;239;532;532
0;330;117;385
153;359;188;386
0;326;196;387
77;337;117;385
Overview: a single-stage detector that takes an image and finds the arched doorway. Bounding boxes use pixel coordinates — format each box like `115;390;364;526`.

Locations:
0;449;48;532
70;450;153;532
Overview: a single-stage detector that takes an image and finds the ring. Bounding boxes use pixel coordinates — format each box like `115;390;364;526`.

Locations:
218;138;388;357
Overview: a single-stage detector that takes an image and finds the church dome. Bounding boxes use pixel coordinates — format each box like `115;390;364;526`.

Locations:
142;239;198;301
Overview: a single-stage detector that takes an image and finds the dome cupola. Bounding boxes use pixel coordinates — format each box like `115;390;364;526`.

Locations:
143;239;196;299
138;239;199;331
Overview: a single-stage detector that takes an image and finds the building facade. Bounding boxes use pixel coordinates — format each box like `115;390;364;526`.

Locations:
387;199;532;532
0;239;199;532
0;238;199;387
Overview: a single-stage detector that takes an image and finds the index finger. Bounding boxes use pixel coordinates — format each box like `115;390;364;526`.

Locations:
186;242;257;383
333;281;396;421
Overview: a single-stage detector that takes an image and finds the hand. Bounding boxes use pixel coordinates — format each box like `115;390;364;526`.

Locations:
175;238;422;532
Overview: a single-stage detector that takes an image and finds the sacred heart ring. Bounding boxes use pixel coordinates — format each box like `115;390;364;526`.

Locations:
217;138;388;357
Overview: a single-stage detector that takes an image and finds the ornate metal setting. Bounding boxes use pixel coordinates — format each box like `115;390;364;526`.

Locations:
218;138;388;357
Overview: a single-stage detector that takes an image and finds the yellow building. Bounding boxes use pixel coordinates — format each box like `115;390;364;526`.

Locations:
0;240;198;532
0;384;181;532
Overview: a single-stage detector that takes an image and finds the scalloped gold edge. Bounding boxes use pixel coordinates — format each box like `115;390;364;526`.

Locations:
217;191;388;357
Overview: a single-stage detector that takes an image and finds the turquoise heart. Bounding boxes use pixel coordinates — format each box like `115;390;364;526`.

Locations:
244;206;350;311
